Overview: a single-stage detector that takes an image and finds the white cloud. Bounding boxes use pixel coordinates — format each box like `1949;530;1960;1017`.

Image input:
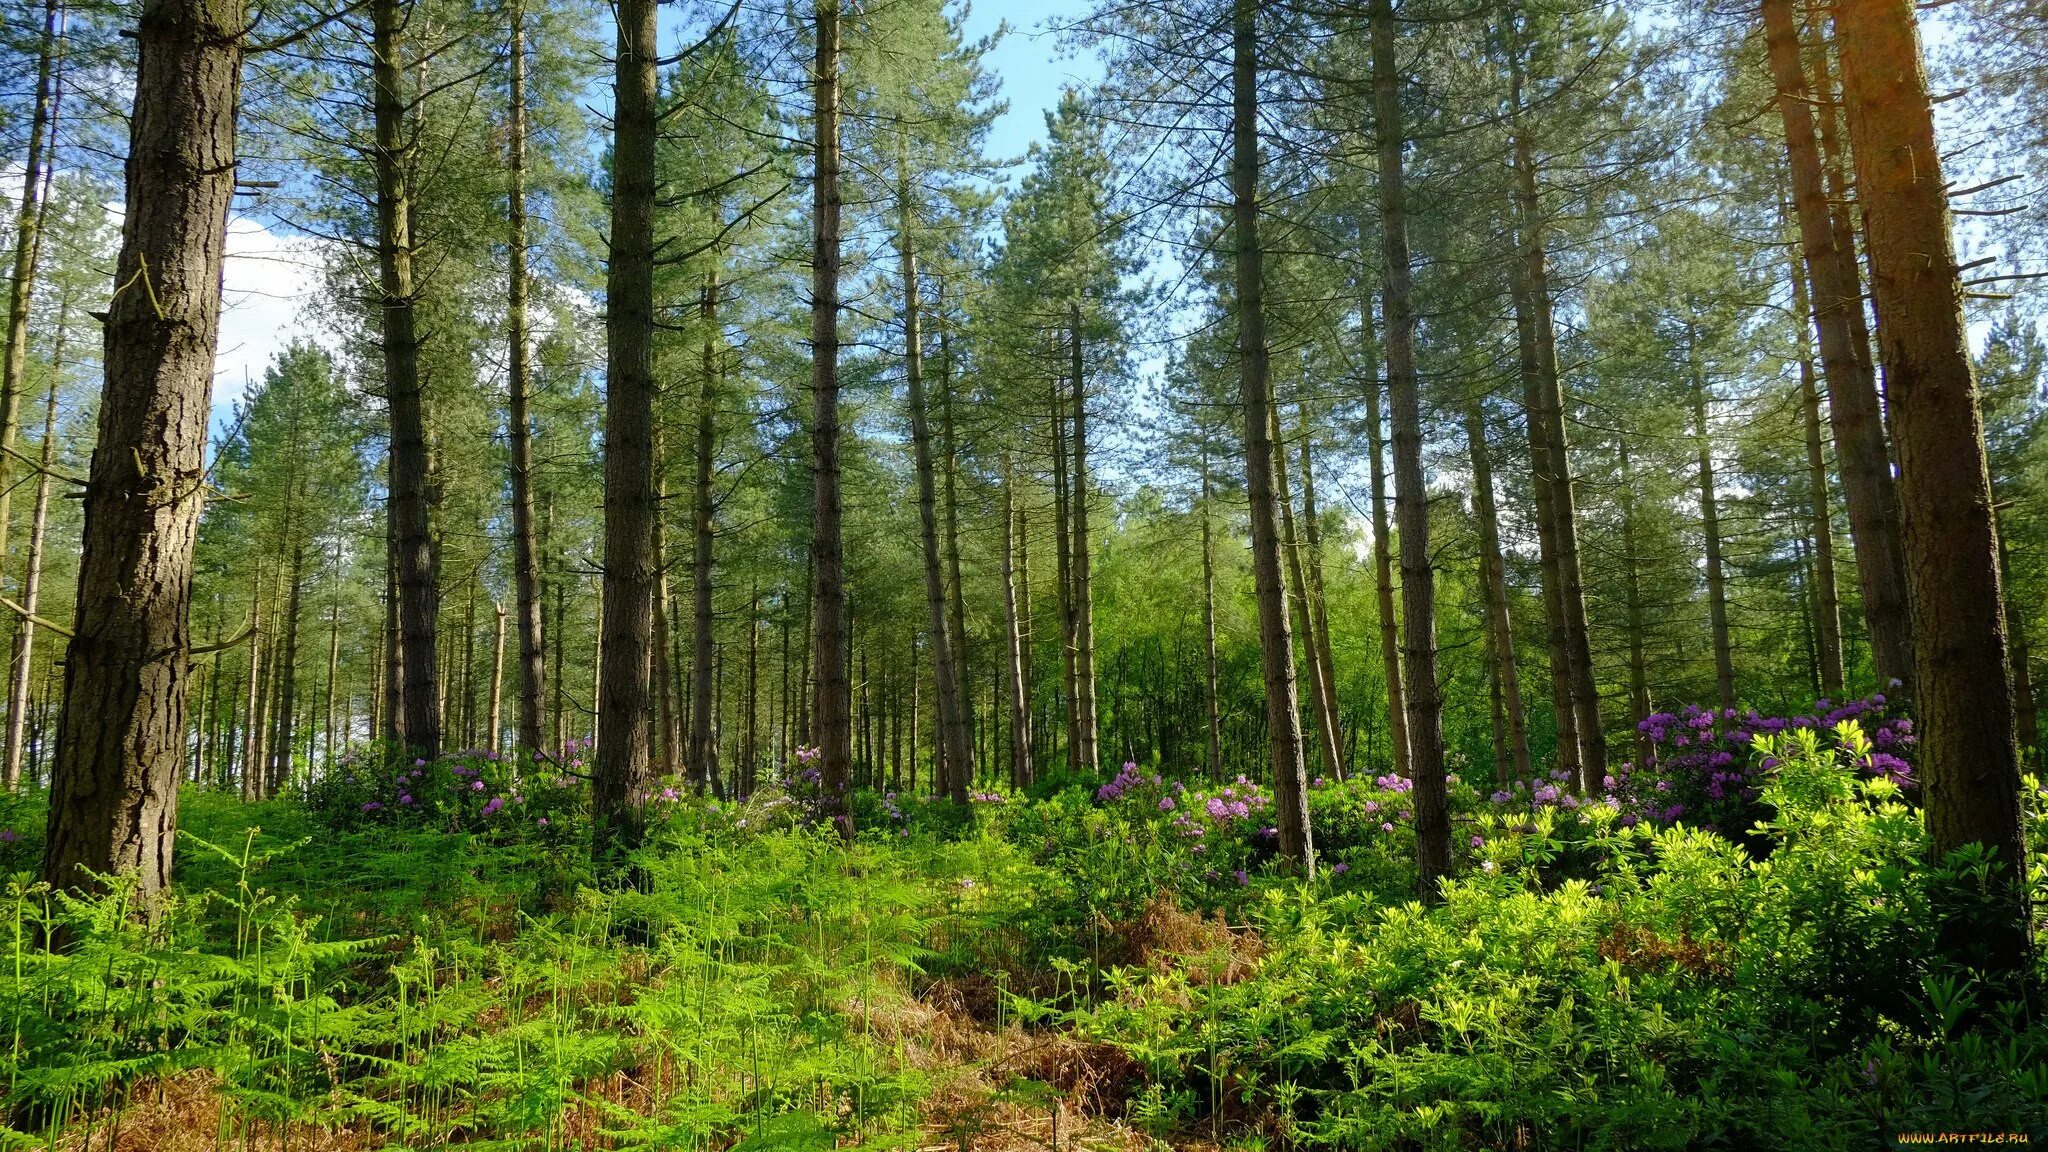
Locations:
212;214;322;415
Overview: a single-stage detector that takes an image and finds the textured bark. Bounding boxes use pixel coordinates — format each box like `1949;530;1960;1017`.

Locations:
504;0;546;757
1790;247;1847;696
1360;331;1412;777
1617;439;1654;767
1000;456;1033;787
0;0;63;567
1762;0;1915;693
374;0;440;759
1509;264;1577;782
899;232;972;803
1200;454;1224;782
323;581;339;763
268;545;305;792
593;0;658;867
807;0;852;831
1465;400;1532;786
1835;0;2032;976
488;602;505;755
1277;407;1344;781
1372;0;1447;891
1050;379;1078;770
1999;529;2038;757
1237;0;1313;872
41;0;238;898
240;591;263;802
939;315;974;767
1068;304;1100;777
1298;420;1347;780
4;303;65;791
689;274;720;792
1688;324;1736;714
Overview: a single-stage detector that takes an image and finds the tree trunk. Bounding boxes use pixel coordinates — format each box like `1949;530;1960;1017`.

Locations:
1298;417;1347;780
689;273;720;792
1235;0;1314;872
940;309;974;767
1790;241;1847;697
899;221;972;803
1275;405;1342;781
594;0;658;866
42;0;238;897
1762;0;1915;693
4;301;65;791
1067;305;1101;778
1000;455;1033;787
1617;438;1654;768
269;544;305;793
1834;0;2032;976
489;602;505;756
808;0;852;832
1466;399;1532;786
373;0;440;760
1689;322;1736;714
1372;0;1447;890
324;576;340;765
0;0;63;568
1998;529;2038;757
1051;378;1078;771
1200;453;1224;782
505;0;546;757
1360;324;1411;778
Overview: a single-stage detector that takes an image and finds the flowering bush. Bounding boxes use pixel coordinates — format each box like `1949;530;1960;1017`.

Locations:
306;745;569;840
1615;693;1915;835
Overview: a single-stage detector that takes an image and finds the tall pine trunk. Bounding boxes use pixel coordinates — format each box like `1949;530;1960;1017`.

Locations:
1235;0;1313;871
1789;243;1847;696
1617;439;1654;767
1688;322;1736;714
1360;329;1411;777
1068;304;1100;776
0;0;63;567
4;302;64;791
1298;419;1346;780
1372;0;1448;889
41;0;238;897
504;0;546;756
1200;454;1224;781
1466;399;1532;786
898;221;972;803
1834;0;2032;977
375;0;440;759
689;273;720;792
593;0;658;866
807;0;852;831
1761;0;1915;694
1000;456;1033;787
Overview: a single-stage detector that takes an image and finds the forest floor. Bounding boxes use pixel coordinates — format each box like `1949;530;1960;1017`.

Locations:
2;723;2045;1150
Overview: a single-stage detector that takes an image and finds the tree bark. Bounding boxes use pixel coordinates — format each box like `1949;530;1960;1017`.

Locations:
488;602;505;755
808;0;852;832
1360;324;1412;778
1790;242;1847;697
1236;0;1314;872
1998;528;2038;757
1617;438;1654;768
899;225;972;803
1834;0;2032;975
42;0;238;897
1275;405;1342;781
1000;455;1033;787
1466;399;1532;786
4;300;64;791
1051;378;1078;772
1688;322;1736;714
1200;453;1224;782
1372;0;1447;890
269;544;305;792
0;0;63;569
689;273;720;792
1068;304;1101;776
1298;417;1347;780
373;0;440;760
504;0;546;757
1762;0;1915;694
594;0;658;866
